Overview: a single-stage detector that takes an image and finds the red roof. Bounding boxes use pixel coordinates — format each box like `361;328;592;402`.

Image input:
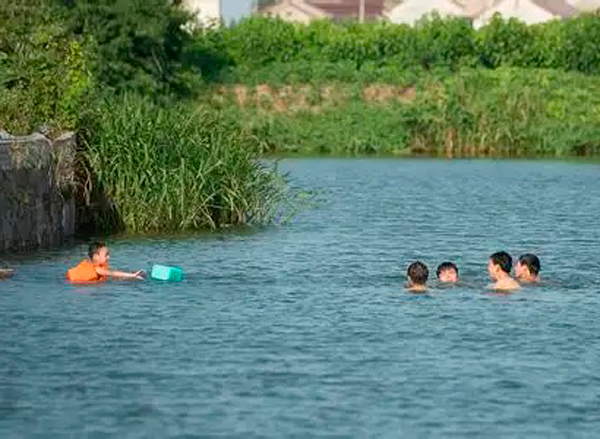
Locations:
307;0;384;19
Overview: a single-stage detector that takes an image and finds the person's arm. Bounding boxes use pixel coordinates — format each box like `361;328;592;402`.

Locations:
96;267;144;280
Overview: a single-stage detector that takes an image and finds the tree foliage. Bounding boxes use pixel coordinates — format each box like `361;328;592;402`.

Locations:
209;12;600;75
0;0;228;133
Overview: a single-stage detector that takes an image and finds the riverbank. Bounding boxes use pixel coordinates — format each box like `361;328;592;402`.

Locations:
192;13;600;158
3;3;600;239
206;67;600;157
0;1;293;239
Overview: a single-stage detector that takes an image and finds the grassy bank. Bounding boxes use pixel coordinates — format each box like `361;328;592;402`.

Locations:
206;67;600;157
194;14;600;158
0;1;291;233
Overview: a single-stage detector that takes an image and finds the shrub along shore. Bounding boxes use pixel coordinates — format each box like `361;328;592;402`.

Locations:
200;14;600;157
207;66;600;157
0;1;291;233
2;2;600;231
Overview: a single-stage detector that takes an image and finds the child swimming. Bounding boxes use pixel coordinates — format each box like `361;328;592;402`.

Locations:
487;251;520;291
515;253;541;283
437;262;459;283
67;242;144;282
406;261;429;292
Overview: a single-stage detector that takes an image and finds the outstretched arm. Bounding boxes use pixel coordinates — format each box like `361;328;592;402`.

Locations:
96;267;144;280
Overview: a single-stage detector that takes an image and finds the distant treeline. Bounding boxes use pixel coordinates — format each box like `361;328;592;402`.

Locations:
205;14;600;76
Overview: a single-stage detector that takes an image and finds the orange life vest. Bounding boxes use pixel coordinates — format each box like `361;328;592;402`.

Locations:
66;260;108;282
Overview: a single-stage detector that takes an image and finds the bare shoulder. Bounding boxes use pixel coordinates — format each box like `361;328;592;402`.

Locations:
488;279;521;291
0;268;15;279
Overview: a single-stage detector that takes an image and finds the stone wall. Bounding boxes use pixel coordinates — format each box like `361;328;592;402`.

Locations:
0;132;77;253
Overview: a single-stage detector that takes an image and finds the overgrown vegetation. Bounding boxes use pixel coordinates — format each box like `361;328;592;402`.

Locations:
2;3;600;234
0;0;289;232
209;68;600;157
212;13;600;75
199;14;600;157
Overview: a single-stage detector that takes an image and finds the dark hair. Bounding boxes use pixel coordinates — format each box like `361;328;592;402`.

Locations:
88;242;107;259
518;253;540;275
489;251;512;274
436;261;458;278
407;261;429;285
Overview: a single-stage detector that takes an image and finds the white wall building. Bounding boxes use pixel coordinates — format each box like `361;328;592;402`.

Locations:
183;0;222;25
386;0;469;25
568;0;600;11
472;0;578;28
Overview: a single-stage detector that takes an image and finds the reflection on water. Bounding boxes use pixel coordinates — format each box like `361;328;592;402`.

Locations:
2;159;600;438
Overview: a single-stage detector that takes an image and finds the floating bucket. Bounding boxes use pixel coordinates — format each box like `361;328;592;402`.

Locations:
150;265;183;282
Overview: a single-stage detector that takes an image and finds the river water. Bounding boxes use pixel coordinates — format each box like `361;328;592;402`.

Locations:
2;159;600;438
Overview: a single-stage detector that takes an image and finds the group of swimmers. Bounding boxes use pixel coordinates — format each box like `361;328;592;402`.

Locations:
68;242;538;293
406;252;541;292
2;243;541;290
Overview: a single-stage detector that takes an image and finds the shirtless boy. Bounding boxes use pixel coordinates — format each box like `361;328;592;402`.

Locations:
487;251;520;291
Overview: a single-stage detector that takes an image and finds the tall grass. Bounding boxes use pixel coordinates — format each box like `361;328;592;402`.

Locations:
212;68;600;157
83;94;289;232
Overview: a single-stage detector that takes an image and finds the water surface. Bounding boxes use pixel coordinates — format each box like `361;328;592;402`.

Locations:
2;159;600;438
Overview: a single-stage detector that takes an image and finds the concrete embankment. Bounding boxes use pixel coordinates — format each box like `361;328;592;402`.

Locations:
0;131;77;253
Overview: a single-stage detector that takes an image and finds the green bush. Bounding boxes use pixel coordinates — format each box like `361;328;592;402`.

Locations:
477;15;536;68
209;13;600;76
0;0;93;134
561;12;600;74
0;0;233;134
63;0;207;96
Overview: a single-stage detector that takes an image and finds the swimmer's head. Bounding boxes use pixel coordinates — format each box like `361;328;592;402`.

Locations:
516;254;540;281
407;261;429;286
436;262;458;283
89;242;110;266
487;251;512;280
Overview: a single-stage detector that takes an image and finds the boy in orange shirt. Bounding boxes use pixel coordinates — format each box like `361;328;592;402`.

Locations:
67;242;144;282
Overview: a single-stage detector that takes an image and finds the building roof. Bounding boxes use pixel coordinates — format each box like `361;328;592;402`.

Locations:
471;0;578;18
532;0;579;16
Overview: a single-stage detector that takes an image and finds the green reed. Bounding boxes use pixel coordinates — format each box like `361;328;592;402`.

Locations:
212;67;600;158
83;94;289;233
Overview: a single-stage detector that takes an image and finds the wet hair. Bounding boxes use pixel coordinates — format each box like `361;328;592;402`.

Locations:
518;253;540;276
407;261;429;285
88;242;107;259
436;261;458;278
489;251;512;274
